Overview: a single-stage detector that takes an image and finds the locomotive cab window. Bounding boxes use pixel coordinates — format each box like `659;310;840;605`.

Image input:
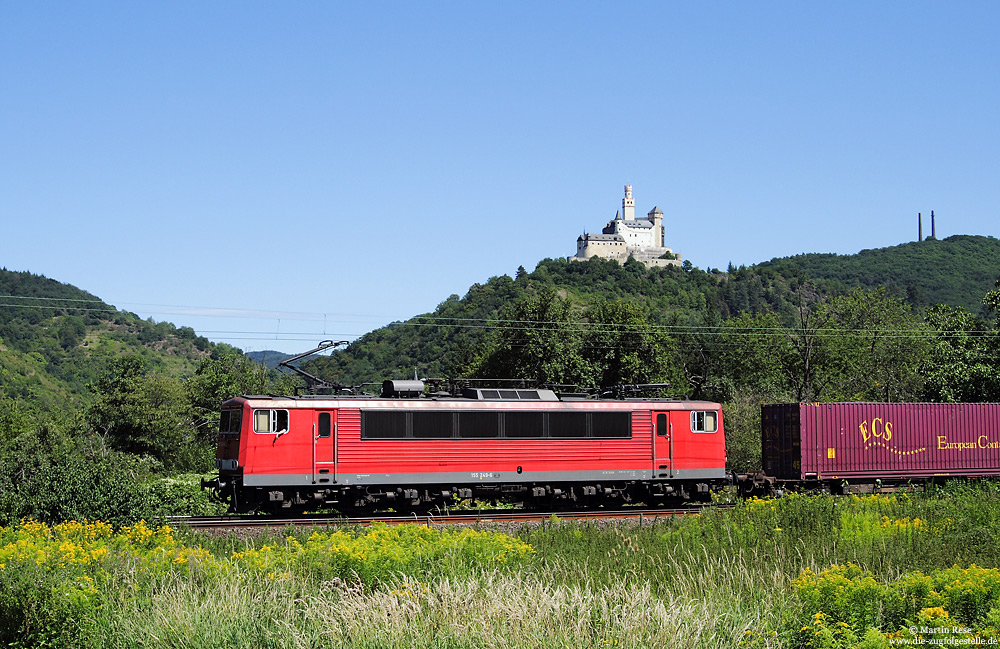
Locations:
253;409;289;434
691;410;718;433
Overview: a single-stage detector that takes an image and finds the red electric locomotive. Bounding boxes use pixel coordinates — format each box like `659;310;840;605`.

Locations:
204;381;728;513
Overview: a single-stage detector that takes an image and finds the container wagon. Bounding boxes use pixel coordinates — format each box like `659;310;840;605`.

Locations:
749;402;1000;494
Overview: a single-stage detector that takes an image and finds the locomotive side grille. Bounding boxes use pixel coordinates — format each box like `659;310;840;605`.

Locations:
461;388;558;401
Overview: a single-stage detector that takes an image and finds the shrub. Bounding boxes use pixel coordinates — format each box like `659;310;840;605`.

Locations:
140;474;228;517
232;524;536;584
0;426;152;526
786;562;1000;645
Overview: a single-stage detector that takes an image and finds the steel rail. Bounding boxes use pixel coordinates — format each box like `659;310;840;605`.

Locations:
165;505;730;531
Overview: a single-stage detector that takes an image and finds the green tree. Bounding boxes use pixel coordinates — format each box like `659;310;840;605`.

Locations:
581;300;681;390
696;311;794;472
984;278;1000;327
783;299;836;402
715;310;792;401
185;352;271;440
56;315;85;350
821;287;927;402
86;356;191;469
463;288;591;387
922;305;1000;402
664;310;738;400
0;397;35;451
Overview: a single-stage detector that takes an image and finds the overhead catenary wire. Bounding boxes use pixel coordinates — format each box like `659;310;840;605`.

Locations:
0;294;995;345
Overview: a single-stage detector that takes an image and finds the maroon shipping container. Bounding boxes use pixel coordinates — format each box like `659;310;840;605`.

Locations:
762;403;1000;482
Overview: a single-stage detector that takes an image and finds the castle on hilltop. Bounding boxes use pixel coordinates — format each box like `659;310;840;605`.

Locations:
568;185;682;268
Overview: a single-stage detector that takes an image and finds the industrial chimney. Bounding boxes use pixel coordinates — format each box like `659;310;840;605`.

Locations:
918;212;922;242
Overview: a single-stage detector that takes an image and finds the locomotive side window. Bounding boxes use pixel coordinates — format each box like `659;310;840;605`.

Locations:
219;409;243;433
505;412;545;438
413;412;455;438
691;410;719;433
253;409;289;434
362;411;407;439
548;412;588;438
358;409;634;440
656;413;667;436
593;412;631;438
458;412;500;438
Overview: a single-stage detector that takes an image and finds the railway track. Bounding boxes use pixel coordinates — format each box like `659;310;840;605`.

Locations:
166;505;721;532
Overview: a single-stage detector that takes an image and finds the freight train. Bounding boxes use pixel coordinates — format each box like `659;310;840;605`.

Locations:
202;380;728;513
202;379;1000;512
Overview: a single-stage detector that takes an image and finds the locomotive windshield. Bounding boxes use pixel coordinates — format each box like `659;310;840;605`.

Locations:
219;409;242;434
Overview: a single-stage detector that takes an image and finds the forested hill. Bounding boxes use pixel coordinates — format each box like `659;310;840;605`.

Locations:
2;234;997;403
0;268;239;409
755;235;1000;314
303;234;1000;385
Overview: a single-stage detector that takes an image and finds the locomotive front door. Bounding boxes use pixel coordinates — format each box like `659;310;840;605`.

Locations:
653;411;673;478
313;410;336;483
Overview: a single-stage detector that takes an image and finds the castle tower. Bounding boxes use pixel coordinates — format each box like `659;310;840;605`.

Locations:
622;184;635;221
648;206;664;247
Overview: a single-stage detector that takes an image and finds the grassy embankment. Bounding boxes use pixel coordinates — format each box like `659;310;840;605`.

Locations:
2;482;1000;648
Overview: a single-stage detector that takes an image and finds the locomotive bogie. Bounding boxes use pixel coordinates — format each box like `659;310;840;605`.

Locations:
219;479;717;514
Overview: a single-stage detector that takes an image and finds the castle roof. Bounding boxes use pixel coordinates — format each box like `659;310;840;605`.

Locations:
579;233;624;242
616;219;652;229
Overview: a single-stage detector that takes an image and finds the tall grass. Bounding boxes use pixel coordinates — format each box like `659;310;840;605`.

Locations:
93;567;773;648
3;481;1000;647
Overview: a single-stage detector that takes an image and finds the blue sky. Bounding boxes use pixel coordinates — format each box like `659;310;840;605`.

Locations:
2;2;998;354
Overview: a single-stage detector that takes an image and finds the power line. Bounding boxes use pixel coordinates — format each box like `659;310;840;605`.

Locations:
0;294;995;343
0;295;107;304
